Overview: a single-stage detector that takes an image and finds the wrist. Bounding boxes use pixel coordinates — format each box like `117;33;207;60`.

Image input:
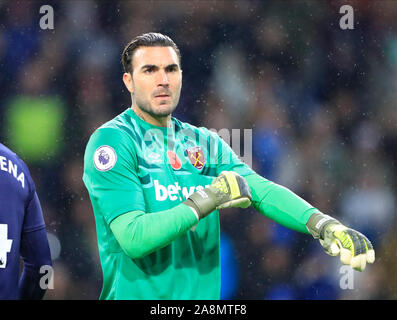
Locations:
306;212;340;239
187;206;200;222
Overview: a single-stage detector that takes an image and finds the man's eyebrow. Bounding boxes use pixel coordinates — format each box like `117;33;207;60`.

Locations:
165;64;179;70
140;64;158;70
140;64;179;70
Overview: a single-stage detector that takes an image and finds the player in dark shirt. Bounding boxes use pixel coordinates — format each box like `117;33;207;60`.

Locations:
0;143;52;299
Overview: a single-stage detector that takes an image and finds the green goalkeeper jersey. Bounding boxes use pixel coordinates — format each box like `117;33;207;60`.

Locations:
83;107;255;300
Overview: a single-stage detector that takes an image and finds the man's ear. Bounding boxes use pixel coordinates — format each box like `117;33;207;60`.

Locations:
123;72;134;93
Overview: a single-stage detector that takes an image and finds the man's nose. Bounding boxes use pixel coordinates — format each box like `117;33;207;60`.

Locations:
156;70;169;86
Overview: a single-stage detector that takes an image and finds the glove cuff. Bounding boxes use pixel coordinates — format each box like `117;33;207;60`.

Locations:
306;212;340;239
183;188;218;219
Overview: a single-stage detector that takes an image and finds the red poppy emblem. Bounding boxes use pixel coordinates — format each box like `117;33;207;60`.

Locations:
167;150;182;170
186;146;205;170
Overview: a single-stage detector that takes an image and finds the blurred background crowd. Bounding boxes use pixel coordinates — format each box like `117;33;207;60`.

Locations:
0;0;396;299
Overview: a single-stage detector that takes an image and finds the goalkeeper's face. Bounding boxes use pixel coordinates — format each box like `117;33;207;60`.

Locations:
124;46;182;119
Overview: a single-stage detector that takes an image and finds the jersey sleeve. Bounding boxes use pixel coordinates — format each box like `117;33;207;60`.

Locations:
19;227;52;300
83;127;146;225
110;204;198;259
245;173;318;234
19;160;46;233
23;192;46;233
210;131;256;177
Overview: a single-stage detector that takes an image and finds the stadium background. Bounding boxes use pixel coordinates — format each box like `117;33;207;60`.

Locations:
0;0;396;299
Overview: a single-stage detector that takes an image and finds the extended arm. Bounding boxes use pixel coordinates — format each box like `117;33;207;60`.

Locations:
110;204;198;259
245;173;317;233
246;173;375;271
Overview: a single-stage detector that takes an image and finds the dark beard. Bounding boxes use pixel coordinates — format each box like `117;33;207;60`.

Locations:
135;97;178;119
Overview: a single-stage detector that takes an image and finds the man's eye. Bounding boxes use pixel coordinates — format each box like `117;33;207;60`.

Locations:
167;67;178;72
144;69;153;74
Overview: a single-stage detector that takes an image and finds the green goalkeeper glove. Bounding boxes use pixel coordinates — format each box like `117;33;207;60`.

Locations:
306;212;375;272
184;171;252;220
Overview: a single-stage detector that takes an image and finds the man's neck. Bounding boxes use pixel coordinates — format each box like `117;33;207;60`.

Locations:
132;106;171;127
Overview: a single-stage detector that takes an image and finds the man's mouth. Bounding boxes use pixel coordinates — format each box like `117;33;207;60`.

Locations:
154;94;171;100
154;90;171;98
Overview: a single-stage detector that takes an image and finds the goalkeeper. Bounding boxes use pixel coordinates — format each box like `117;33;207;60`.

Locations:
82;33;375;300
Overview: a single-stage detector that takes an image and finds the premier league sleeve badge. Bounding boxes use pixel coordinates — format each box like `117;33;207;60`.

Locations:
94;145;117;171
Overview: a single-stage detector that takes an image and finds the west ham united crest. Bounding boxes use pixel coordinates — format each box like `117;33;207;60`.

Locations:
186;146;205;170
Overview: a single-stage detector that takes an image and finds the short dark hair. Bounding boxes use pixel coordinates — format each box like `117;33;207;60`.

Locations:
121;32;181;73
